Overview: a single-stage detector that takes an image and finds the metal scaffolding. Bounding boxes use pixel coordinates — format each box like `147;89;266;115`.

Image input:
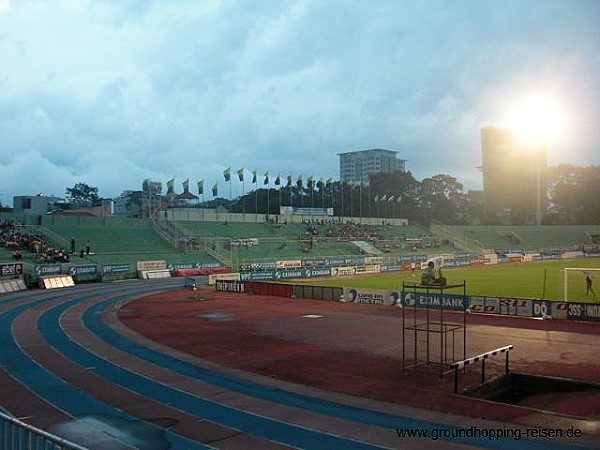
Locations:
401;281;467;379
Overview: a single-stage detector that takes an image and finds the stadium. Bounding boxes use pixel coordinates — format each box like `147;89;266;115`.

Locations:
0;209;599;449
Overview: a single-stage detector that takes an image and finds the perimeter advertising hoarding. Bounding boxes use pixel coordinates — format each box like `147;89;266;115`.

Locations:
276;260;302;270
401;291;466;311
566;302;600;322
280;206;333;216
102;263;132;275
68;265;98;276
215;279;244;293
136;261;167;271
34;264;63;276
468;297;532;316
343;287;401;306
240;271;276;282
208;273;241;285
0;263;23;277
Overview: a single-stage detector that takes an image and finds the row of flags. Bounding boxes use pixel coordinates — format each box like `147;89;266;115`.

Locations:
165;170;383;198
223;167;337;188
167;172;342;197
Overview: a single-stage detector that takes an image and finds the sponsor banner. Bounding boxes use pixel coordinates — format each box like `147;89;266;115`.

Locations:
468;296;499;314
343;287;400;306
498;298;533;316
34;264;63;276
532;300;552;318
484;253;498;265
331;266;357;277
215;279;244;293
102;263;131;275
136;260;167;271
329;257;365;266
199;262;223;269
303;258;329;268
567;302;600;322
280;206;333;216
381;264;404;272
355;264;380;274
208;273;241;285
240;271;276;282
168;262;198;270
551;302;569;319
231;238;259;247
276;260;302;270
69;265;98;276
239;261;276;272
0;263;23;277
304;268;332;278
562;251;584;260
469;259;485;266
402;291;466;311
364;256;383;265
274;269;304;280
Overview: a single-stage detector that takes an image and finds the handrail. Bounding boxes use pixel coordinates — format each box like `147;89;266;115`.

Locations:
450;344;514;394
0;411;89;449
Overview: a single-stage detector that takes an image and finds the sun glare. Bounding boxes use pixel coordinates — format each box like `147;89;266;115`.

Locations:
506;97;564;144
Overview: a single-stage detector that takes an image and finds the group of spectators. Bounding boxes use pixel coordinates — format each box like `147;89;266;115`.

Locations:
301;221;383;242
0;220;89;264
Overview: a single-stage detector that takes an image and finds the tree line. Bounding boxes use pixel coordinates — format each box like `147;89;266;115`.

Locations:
58;164;599;226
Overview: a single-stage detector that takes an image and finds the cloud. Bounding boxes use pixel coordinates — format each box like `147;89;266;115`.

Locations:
0;0;598;205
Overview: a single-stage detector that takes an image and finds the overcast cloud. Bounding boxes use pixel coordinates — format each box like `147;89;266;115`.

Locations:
1;0;598;204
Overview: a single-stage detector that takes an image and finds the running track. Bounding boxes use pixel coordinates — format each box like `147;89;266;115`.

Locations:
0;279;597;449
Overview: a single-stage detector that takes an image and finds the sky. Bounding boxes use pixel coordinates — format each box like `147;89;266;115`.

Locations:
1;0;599;206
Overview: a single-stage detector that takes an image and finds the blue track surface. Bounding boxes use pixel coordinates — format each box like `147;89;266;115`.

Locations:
0;282;589;449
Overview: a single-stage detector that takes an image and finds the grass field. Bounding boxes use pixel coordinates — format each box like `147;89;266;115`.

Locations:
292;259;600;302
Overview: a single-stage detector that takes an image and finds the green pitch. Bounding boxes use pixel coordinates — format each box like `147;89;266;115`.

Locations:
293;259;600;302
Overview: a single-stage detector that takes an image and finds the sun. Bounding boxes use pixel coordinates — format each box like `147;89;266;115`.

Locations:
505;96;565;144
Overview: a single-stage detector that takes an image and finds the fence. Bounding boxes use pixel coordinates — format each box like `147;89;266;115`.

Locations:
0;412;88;450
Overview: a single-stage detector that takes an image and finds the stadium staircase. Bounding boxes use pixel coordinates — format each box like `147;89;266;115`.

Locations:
429;222;484;253
351;240;385;256
153;216;233;268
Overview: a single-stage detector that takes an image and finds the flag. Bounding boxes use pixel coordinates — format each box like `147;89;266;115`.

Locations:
381;194;388;202
237;168;244;182
212;182;218;197
397;196;402;202
287;174;292;187
182;179;189;194
308;175;314;189
264;171;269;185
388;195;395;202
223;167;231;181
297;174;303;187
274;173;281;185
252;170;257;184
197;180;204;195
374;195;379;202
167;178;174;194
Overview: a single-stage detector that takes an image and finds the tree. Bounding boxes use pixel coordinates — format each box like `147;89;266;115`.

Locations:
66;183;100;204
418;174;467;224
548;165;600;224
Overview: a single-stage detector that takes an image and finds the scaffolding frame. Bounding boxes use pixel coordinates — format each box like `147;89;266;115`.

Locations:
401;281;467;379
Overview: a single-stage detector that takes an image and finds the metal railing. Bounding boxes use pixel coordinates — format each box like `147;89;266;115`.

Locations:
0;412;89;450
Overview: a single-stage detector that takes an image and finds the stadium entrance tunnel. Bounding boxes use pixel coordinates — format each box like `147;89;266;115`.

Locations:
463;373;600;419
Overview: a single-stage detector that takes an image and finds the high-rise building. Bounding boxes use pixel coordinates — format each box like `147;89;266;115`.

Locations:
338;148;406;183
480;127;547;224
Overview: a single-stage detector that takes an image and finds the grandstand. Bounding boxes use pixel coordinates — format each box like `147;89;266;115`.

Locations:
439;225;600;253
1;211;599;276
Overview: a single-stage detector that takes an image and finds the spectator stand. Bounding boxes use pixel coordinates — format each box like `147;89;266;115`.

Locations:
401;280;467;380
